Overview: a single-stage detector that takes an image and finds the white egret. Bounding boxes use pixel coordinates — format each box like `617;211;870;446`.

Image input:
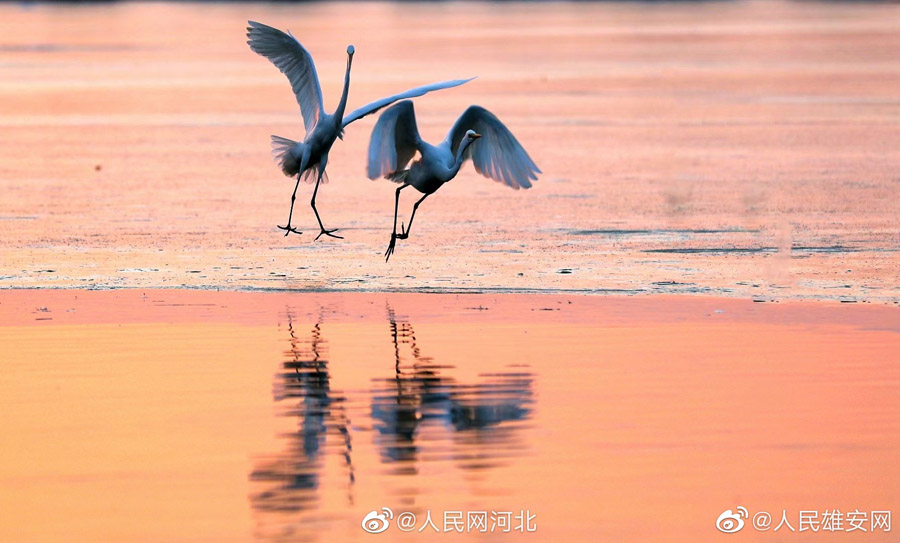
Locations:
247;21;473;239
366;100;540;260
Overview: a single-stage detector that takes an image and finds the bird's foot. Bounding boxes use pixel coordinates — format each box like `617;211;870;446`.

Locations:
385;233;398;262
314;228;343;241
396;222;409;240
277;224;303;236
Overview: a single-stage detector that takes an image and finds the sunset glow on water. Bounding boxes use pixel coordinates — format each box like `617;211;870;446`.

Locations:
1;291;898;541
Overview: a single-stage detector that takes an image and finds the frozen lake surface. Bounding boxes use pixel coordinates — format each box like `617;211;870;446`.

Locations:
0;1;897;300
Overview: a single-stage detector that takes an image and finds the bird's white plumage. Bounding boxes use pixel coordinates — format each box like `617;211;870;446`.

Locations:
246;20;474;240
366;100;421;180
372;101;539;261
445;106;540;189
343;77;476;128
367;100;540;190
247;21;324;134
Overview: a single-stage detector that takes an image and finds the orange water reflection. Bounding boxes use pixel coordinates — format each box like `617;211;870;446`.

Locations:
0;290;898;542
249;303;534;540
1;1;898;299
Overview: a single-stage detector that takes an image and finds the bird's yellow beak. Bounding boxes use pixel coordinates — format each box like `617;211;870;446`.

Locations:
471;133;482;139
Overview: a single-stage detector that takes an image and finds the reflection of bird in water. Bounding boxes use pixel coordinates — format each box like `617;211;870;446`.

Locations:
246;21;472;239
250;303;536;536
249;310;354;519
366;100;540;260
446;371;534;472
371;304;533;472
448;374;533;431
371;304;451;469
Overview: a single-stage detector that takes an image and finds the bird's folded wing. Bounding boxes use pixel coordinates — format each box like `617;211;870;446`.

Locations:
247;21;324;134
343;77;475;128
445;106;540;190
366;100;421;180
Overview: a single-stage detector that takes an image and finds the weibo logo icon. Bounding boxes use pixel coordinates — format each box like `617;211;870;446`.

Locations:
716;507;749;533
362;507;394;534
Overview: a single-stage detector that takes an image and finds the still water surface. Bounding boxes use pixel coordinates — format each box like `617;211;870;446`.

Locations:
2;1;898;299
1;291;898;542
250;306;534;539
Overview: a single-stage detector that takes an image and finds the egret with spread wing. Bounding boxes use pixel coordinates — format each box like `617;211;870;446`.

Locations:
367;100;540;261
247;21;473;239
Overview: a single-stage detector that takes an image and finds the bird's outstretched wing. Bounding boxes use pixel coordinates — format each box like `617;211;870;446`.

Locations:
343;77;474;128
247;21;324;134
445;106;540;189
366;100;422;180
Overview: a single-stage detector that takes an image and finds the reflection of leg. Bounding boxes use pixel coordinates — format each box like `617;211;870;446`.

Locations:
385;184;409;261
388;309;401;374
311;166;342;240
397;193;429;240
336;407;356;487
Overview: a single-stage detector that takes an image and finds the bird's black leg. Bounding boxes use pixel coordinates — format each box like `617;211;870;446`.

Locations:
277;173;304;236
397;193;428;240
385;184;408;262
311;167;342;240
278;153;310;236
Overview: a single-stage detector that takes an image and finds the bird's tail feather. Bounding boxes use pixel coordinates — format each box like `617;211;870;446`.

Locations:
301;167;328;185
270;135;327;183
271;135;299;176
385;170;409;184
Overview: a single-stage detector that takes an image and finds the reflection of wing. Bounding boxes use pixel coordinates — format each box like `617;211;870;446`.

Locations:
343;77;474;128
247;21;324;134
444;106;540;189
449;372;533;430
366;100;421;180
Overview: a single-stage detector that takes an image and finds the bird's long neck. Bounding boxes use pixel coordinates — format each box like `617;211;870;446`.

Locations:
334;55;352;119
451;140;473;175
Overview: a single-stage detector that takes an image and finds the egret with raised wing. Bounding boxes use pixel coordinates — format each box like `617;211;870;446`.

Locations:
247;21;473;239
367;100;540;260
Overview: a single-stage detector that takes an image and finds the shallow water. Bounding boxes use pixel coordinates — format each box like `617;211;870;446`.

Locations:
1;290;898;541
